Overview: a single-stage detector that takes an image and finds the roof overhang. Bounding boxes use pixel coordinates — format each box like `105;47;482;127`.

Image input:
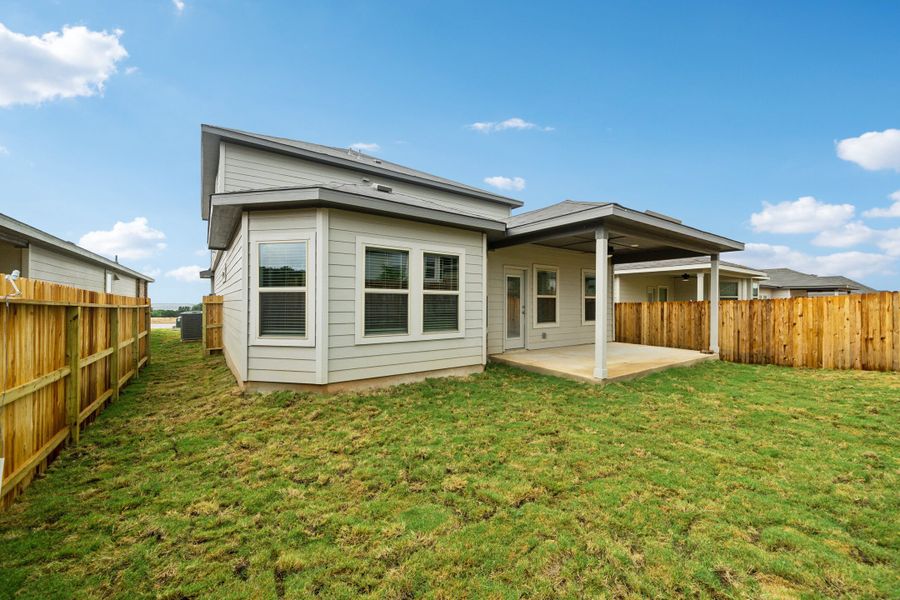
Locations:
207;186;507;250
494;203;743;263
615;262;767;278
0;213;154;282
200;124;523;220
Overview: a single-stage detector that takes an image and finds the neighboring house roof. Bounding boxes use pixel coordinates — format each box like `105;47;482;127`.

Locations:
759;268;877;292
200;124;524;220
614;256;767;277
0;213;154;282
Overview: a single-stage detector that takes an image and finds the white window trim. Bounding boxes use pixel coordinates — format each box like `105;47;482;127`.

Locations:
249;233;316;347
533;264;560;328
582;268;596;325
355;236;466;345
657;285;669;302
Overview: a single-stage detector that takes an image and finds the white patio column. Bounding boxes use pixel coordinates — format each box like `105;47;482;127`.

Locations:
696;272;705;301
594;226;609;379
709;253;720;354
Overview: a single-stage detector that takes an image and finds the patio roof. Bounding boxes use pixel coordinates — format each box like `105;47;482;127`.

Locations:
495;200;744;263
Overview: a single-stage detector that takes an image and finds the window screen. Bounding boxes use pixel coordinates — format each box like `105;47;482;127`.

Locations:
536;268;558;324
258;242;307;337
423;253;459;332
584;272;596;322
364;247;409;335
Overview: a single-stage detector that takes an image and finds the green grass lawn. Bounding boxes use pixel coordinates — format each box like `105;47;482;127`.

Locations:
1;330;897;599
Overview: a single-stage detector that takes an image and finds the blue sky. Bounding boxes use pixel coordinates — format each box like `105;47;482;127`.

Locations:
1;1;898;302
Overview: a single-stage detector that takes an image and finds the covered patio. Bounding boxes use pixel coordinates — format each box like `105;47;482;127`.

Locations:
491;342;717;384
486;200;743;382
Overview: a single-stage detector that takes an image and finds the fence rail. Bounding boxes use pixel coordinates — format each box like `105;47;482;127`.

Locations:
202;295;223;355
615;292;900;371
0;275;150;508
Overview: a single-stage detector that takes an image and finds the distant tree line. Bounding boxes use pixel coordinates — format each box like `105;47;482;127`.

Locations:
151;304;202;317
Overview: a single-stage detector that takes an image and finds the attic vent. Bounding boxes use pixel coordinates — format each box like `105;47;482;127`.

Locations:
371;183;393;193
644;210;682;224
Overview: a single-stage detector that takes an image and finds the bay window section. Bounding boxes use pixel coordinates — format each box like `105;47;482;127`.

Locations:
535;267;558;325
583;270;596;322
423;253;459;332
258;242;307;337
364;247;409;336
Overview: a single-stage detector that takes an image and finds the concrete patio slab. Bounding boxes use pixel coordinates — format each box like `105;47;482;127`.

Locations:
490;342;717;384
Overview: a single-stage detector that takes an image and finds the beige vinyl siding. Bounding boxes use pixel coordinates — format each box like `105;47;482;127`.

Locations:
214;216;248;382
220;142;511;221
327;209;483;383
247;209;317;384
0;241;24;275
28;245;105;292
110;273;137;297
486;244;613;355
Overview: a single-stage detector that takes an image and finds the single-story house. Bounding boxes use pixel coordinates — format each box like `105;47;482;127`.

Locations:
199;125;744;390
614;256;767;302
758;268;878;299
0;213;153;297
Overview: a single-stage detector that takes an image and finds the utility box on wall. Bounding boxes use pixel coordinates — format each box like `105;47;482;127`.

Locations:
180;311;203;342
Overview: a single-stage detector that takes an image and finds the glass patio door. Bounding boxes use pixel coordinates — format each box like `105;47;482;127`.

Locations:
505;272;524;349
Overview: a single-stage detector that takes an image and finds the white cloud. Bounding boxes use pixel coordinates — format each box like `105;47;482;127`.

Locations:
484;175;525;191
79;217;166;260
750;196;855;234
836;128;900;171
172;0;186;13
0;23;128;107
877;229;900;257
124;66;139;75
350;142;380;153
811;221;875;248
467;117;553;133
863;190;900;218
0;145;8;156
165;265;204;283
141;266;162;279
734;242;894;279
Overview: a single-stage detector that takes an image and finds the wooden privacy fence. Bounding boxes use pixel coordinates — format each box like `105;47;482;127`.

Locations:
202;295;223;355
615;300;710;351
0;275;150;508
615;292;900;371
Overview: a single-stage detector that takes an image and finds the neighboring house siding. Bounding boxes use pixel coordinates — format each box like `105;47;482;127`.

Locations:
28;245;105;292
214;215;248;382
616;271;753;302
486;244;613;355
328;209;484;383
246;210;318;384
0;242;24;275
219;142;511;221
111;273;137;296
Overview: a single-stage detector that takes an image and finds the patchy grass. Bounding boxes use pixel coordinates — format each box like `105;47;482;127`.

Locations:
1;330;898;599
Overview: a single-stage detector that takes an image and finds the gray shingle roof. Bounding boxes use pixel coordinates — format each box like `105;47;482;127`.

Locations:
759;268;877;292
507;200;611;227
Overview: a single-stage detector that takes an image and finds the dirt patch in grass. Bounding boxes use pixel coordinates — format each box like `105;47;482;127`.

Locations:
0;330;897;598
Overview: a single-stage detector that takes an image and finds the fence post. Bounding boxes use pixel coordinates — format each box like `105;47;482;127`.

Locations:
65;306;81;445
202;297;208;355
109;306;119;401
145;305;151;366
132;306;139;379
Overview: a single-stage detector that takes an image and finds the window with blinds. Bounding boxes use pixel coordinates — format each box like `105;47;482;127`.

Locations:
258;242;307;336
583;271;596;322
423;253;459;332
535;267;558;325
364;247;409;335
719;281;739;300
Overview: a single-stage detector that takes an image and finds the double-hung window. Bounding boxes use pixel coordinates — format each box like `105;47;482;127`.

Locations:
534;266;559;326
582;270;596;323
364;247;410;336
719;281;739;300
258;241;309;338
423;253;460;332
